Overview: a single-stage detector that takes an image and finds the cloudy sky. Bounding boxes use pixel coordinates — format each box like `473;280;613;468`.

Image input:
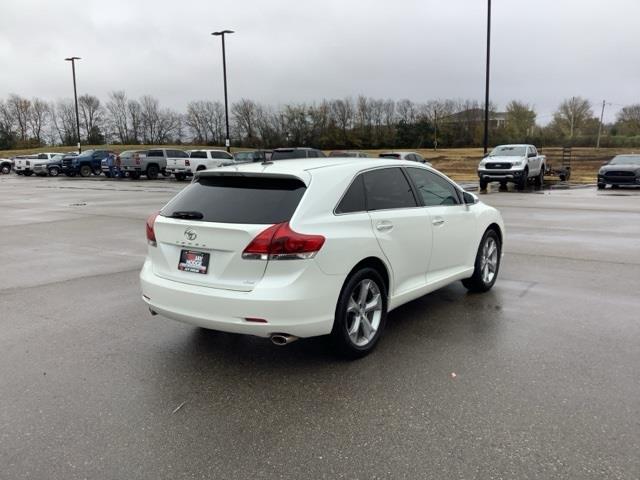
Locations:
1;0;638;123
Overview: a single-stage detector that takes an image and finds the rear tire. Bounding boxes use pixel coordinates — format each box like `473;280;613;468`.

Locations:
597;183;605;190
93;168;102;176
535;169;544;188
331;268;387;359
146;164;159;180
49;167;59;177
2;165;11;174
462;229;501;293
24;171;32;177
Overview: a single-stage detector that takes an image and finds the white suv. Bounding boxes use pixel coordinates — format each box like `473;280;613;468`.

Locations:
141;158;504;357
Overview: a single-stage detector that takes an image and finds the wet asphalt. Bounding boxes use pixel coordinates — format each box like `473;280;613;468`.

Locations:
1;175;639;479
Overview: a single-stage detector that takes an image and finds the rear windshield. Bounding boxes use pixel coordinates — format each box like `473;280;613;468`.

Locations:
379;153;401;159
161;176;306;224
272;150;307;160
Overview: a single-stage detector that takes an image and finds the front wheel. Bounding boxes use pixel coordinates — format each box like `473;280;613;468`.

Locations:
331;268;387;358
462;229;501;293
479;178;488;191
517;170;528;190
1;165;11;174
24;171;33;177
49;167;59;177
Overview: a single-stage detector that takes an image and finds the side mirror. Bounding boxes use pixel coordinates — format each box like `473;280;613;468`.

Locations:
463;191;479;205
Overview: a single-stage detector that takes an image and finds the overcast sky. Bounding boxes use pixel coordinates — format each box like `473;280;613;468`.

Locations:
1;0;638;123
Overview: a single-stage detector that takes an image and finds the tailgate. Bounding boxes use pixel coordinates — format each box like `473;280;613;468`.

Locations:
151;217;270;292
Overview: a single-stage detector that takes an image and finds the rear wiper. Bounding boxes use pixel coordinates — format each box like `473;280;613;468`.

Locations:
168;211;204;220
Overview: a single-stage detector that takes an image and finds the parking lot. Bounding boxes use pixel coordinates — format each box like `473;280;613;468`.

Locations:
1;174;639;479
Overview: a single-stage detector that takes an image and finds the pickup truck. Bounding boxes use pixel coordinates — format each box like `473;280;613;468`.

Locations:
62;149;112;177
122;148;177;180
167;149;232;180
477;144;546;190
47;154;77;176
14;153;60;176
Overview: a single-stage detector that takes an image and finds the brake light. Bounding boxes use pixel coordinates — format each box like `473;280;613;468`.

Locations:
185;159;190;166
146;212;159;246
242;222;325;260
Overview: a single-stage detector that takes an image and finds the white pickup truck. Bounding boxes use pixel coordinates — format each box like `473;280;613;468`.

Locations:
14;153;60;176
166;149;234;181
477;144;546;190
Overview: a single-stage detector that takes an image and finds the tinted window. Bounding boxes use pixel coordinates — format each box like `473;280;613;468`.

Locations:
174;150;189;158
147;150;164;157
407;168;460;206
336;175;366;214
414;153;424;162
211;151;232;159
363;168;417;210
161;176;306;224
272;150;306;160
190;151;207;159
379;153;401;159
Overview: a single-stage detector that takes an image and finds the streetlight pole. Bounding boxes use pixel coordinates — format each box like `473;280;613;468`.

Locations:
212;30;234;153
483;0;491;155
596;100;606;149
65;56;82;153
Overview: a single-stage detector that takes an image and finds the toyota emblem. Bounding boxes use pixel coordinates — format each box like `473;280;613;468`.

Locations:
184;228;197;241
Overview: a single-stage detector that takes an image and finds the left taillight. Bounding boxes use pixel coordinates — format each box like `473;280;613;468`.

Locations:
146;212;159;246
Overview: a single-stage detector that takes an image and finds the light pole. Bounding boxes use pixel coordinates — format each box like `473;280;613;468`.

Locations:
212;30;234;152
483;0;491;155
65;56;82;153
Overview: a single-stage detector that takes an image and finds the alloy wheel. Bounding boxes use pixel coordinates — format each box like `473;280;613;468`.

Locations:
481;237;498;284
345;279;383;347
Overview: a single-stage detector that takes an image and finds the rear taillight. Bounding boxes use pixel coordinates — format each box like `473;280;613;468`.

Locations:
185;159;190;166
242;222;325;260
146;212;159;246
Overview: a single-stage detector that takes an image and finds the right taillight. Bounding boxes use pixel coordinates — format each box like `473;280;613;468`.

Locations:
146;212;159;246
185;159;190;166
242;222;325;260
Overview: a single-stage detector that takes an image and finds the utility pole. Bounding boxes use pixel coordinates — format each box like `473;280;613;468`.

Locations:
65;56;82;153
569;96;575;140
482;0;492;155
596;100;606;149
212;30;234;153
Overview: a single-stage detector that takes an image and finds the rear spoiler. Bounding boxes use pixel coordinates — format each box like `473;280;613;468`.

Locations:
195;170;309;185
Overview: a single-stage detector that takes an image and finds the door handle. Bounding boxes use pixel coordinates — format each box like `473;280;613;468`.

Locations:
376;222;394;232
432;217;445;226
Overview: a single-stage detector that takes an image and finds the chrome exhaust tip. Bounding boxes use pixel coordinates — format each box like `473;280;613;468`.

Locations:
270;334;299;346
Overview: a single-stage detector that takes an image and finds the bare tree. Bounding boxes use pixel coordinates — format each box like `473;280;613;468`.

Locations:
552;96;593;138
232;98;258;145
78;94;103;143
29;98;50;145
51;99;77;145
7;94;31;142
127;99;142;144
106;91;130;144
616;104;640;135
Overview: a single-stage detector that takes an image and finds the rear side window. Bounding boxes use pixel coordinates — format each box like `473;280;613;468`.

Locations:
272;150;305;160
211;151;232;159
336;175;366;214
190;151;207;159
147;150;163;157
161;176;306;224
363;168;417;210
406;168;461;206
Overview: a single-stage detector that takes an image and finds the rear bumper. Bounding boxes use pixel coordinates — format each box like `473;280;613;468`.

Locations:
140;258;342;338
166;167;193;175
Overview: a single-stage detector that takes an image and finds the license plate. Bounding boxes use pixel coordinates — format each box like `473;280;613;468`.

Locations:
178;250;210;274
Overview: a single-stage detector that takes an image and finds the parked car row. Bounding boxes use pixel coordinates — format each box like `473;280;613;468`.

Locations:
3;147;435;180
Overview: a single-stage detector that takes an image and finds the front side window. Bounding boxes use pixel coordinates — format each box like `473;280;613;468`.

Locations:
406;168;461;206
211;151;232;159
363;168;417;211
